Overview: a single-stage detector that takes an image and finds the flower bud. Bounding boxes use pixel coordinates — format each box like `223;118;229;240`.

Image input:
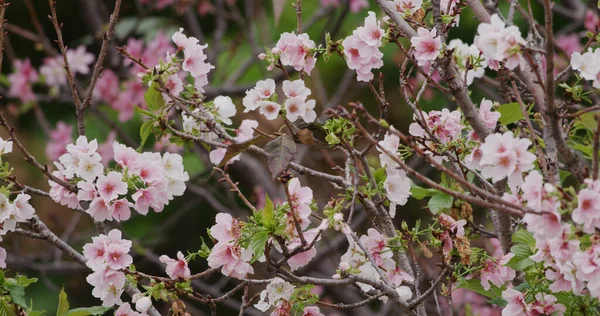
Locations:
135;296;152;313
258;53;267;60
271;47;281;54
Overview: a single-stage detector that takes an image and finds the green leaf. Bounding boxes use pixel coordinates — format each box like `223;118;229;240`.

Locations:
262;194;275;227
218;136;263;168
5;284;26;307
138;120;154;151
249;229;270;263
574;111;599;132
497;102;524;126
488;297;508;307
456;279;503;299
505;244;534;271
427;193;453;214
511;229;535;247
65;306;111;316
411;185;438;200
264;135;297;179
14;275;37;287
144;82;165;113
57;288;69;316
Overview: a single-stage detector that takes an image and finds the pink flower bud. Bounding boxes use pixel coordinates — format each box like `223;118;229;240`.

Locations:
258;53;267;60
271;47;281;54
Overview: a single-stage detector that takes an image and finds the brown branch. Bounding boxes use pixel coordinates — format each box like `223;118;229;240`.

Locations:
81;0;123;111
47;0;85;135
0;111;76;191
0;0;7;74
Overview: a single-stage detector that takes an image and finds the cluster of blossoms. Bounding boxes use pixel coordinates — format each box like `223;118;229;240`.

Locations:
262;32;317;74
0;138;35;269
243;79;317;122
207;213;254;279
83;229;134;307
448;39;488;86
571;48;600;88
96;32;174;122
410;27;442;66
49;136;188;221
342;12;385;82
335;228;414;302
377;129;412;217
7;46;94;103
172;28;214;92
471;131;536;189
474;14;525;70
281;178;322;271
408;108;462;144
255;278;324;315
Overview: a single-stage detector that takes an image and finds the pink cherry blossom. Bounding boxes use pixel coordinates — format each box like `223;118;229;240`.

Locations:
480;253;516;290
86;267;126;307
40;56;66;88
87;197;112;221
303;306;324;316
115;303;143;316
356;12;384;47
96;171;128;202
159;251;191;280
556;34;582;57
282;80;311;100
474;14;525;70
530;294;565;316
585;10;600;32
45;122;73;161
478;132;535;186
213;95;237;125
479;99;501;129
172;28;199;50
501;288;528;316
342;32;383;82
275;32;316;74
410;27;442;66
210;213;240;242
8;59;38;103
259;101;281;120
66;46;95;75
288;178;313;219
439;214;467;237
384;170;412;217
207;242;254;279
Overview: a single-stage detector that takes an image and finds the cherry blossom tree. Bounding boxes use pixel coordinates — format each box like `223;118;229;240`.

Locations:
0;0;599;315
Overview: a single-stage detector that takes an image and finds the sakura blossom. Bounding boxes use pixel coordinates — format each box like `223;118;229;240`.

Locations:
7;59;38;103
474;14;526;70
408;108;463;144
66;46;95;75
411;27;442;66
448;39;488;86
159;251;191;280
477;132;536;188
274;32;317;74
384;170;412;217
343;12;385;82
